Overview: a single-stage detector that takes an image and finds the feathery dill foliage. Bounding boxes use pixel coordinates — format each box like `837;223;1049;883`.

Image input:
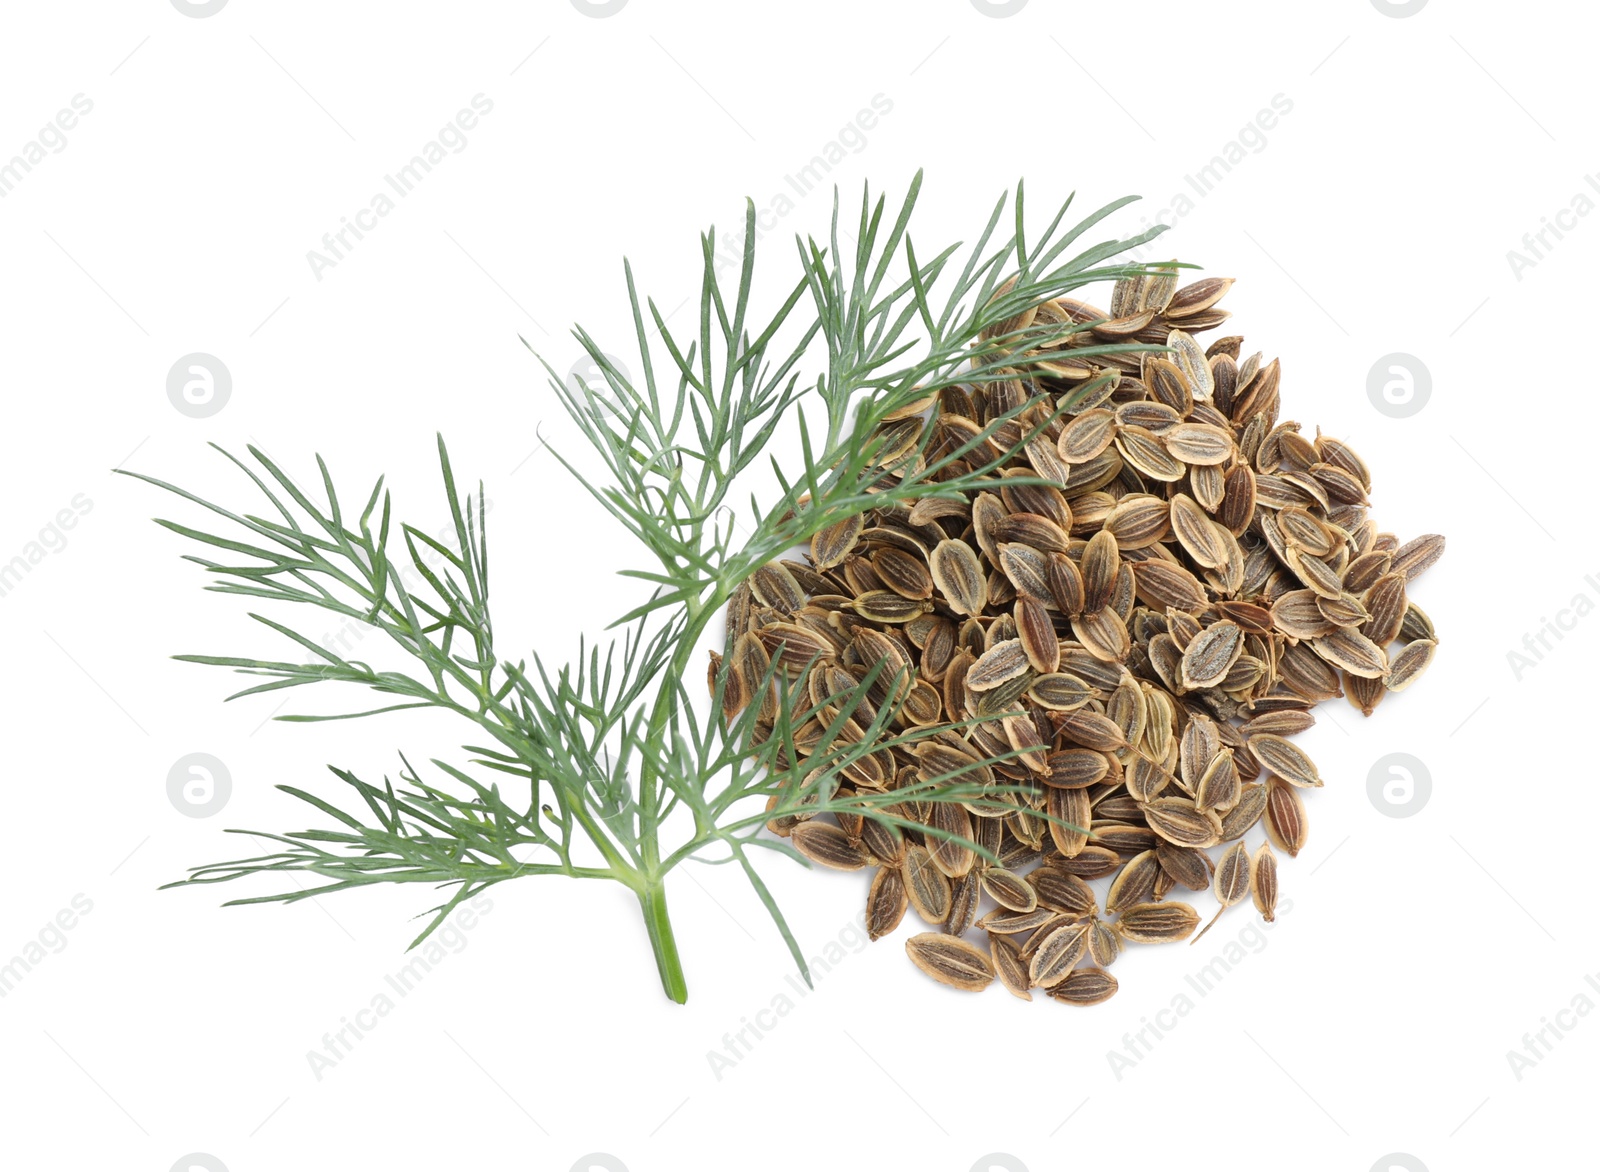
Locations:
125;174;1170;1002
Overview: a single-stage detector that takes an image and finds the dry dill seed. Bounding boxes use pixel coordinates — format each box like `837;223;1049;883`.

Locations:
725;266;1443;1006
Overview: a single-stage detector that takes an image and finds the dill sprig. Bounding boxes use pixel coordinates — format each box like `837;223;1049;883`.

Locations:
123;174;1170;1002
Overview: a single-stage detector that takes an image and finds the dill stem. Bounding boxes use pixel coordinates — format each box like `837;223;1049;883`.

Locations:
639;881;687;1004
630;582;723;1002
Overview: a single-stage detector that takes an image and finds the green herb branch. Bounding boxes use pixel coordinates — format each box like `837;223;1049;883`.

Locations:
125;173;1169;1002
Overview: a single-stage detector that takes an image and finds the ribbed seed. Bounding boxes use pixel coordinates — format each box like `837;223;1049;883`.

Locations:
981;867;1039;913
1386;639;1437;691
1047;966;1120;1006
990;933;1033;1001
731;271;1441;1007
866;866;908;940
1264;778;1307;857
905;845;953;923
791;821;869;870
1248;734;1322;788
905;933;995;991
1116;902;1200;943
929;538;988;617
1251;843;1279;922
1029;921;1091;988
1142;797;1223;848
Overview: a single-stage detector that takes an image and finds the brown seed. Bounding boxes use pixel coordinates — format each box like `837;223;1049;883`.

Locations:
1361;572;1409;645
866;866;908;940
1081;529;1121;613
1264;778;1307;857
1106;850;1161;913
1166;276;1234;318
990;933;1033;1001
905;932;995;991
1193;841;1251;942
734;269;1443;1008
1170;494;1229;568
860;818;905;867
1127;754;1174;803
1047;552;1086;616
811;514;865;570
928;799;976;878
1116;901;1200;943
1046;966;1120;1006
1164;422;1234;465
1043;748;1111;790
1054;709;1127;752
981;867;1039;913
1015;596;1061;673
998;543;1055;605
979;906;1059;935
1142;797;1223;848
791;821;869;870
1104;495;1172;549
1195;748;1242;813
870;546;933;600
946;868;982;935
1218;783;1268;840
1031;867;1097;916
1391;533;1446;582
1157;841;1215;892
1086;919;1122;967
1044;845;1121;879
1312;627;1389;679
966;638;1031;692
1167;329;1214;400
1056;408;1118;463
1072;607;1131;664
1028;672;1095;711
1251;842;1279;922
929;538;988;617
1248;733;1323;788
1029;922;1091;988
905;844;953;923
1180;620;1244;690
750;561;805;614
1386;637;1437;691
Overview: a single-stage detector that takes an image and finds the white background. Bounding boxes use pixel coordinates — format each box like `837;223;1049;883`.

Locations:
0;2;1592;1170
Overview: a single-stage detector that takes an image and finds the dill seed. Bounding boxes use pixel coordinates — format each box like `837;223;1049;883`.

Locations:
729;266;1442;1007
